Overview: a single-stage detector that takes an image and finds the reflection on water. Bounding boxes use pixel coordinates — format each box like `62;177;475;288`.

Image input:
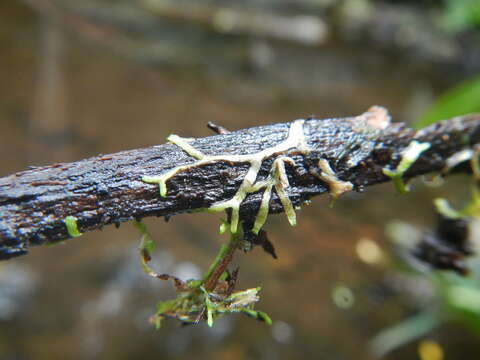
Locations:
1;0;480;359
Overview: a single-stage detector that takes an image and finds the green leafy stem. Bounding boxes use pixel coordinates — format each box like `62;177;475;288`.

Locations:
133;219;272;328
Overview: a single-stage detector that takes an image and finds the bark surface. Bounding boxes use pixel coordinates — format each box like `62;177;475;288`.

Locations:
1;109;479;259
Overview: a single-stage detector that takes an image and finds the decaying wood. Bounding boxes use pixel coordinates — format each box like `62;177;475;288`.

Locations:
1;108;479;260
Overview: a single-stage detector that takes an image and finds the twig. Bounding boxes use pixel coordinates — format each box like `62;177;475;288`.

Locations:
1;107;479;259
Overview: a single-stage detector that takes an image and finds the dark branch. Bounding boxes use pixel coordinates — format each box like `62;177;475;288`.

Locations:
1;108;479;260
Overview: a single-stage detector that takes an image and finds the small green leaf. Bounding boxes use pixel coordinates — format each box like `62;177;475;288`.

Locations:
186;279;202;288
64;216;82;238
369;311;440;358
156;299;176;314
446;285;480;314
218;271;228;281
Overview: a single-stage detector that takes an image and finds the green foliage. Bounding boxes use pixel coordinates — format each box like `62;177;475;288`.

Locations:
370;310;440;358
149;282;270;328
415;74;480;129
133;220;271;328
442;0;480;33
440;271;480;333
371;262;480;357
372;167;480;356
432;263;480;335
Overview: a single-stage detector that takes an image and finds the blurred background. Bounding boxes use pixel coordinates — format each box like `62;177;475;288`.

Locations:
1;0;480;359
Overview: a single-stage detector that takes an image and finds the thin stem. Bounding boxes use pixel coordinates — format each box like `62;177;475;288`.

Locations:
203;231;240;292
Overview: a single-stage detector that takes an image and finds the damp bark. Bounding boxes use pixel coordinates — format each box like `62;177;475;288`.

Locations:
1;109;479;259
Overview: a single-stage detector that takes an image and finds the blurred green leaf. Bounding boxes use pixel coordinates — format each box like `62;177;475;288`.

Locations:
415;74;480;129
369;310;440;358
442;0;480;33
156;299;176;314
434;270;480;333
445;285;480;314
434;198;464;219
